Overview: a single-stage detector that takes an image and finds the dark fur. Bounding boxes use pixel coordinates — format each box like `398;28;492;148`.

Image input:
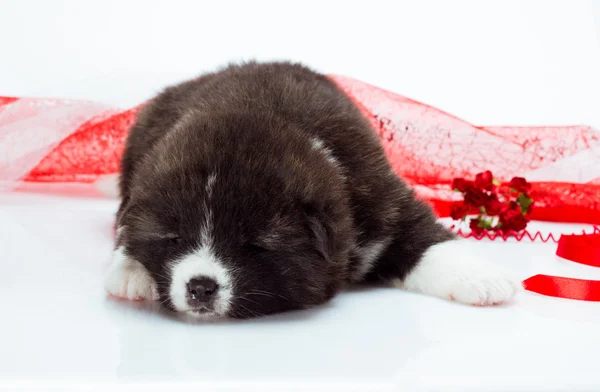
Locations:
117;61;454;318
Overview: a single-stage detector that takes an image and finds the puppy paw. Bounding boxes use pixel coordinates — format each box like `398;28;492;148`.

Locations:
104;247;158;301
397;240;522;306
444;272;521;306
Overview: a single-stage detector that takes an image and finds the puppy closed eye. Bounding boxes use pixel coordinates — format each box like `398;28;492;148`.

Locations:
159;234;182;246
246;242;269;254
168;237;182;246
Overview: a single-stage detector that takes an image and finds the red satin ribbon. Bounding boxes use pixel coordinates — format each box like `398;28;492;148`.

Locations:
555;233;600;267
524;232;600;301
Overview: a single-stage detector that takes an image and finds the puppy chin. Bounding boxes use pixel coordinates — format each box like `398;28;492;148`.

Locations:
184;309;223;321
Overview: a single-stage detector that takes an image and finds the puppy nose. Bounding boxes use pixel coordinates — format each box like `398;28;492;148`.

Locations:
187;277;218;301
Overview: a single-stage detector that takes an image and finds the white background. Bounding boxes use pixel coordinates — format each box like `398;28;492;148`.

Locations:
2;2;600;391
2;0;600;128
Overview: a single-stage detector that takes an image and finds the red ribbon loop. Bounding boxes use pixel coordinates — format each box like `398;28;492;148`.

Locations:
524;231;600;301
555;233;600;267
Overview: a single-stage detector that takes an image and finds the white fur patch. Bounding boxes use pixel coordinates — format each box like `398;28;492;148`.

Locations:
310;137;340;166
395;240;522;305
352;237;391;281
200;172;216;246
104;246;158;301
206;172;217;196
168;246;233;317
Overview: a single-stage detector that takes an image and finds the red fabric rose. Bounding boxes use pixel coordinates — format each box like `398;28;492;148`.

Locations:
508;177;531;193
506;200;519;211
484;193;504;216
474;170;494;191
464;187;487;207
452;178;473;192
500;207;528;232
469;218;484;234
505;214;528;232
450;203;470;220
449;172;534;236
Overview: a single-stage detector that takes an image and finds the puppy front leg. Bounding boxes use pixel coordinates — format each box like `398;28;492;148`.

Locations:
368;200;522;305
398;238;522;305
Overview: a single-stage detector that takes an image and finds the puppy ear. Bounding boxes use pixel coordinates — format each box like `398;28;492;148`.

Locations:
302;202;335;262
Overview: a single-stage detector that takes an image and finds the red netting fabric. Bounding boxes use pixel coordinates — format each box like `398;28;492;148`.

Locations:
329;76;600;226
1;76;599;229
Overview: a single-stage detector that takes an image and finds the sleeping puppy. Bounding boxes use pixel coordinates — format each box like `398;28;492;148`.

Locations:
104;61;521;319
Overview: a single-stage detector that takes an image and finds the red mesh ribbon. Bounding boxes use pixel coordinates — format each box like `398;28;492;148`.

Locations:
1;76;599;228
524;229;600;301
331;75;600;226
2;76;598;226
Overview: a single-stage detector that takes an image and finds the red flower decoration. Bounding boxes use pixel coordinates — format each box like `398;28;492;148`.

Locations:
508;177;531;193
475;170;494;191
464;187;487;207
483;193;504;216
506;200;519;211
500;207;528;232
469;218;484;234
450;170;534;236
450;203;470;220
452;178;473;192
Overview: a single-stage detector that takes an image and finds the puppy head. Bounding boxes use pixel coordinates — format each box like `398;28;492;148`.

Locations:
118;116;351;319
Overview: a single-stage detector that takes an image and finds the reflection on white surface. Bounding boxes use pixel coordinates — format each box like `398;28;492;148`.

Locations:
1;191;600;391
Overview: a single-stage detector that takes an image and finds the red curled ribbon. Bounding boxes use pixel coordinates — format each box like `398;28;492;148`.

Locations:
555;233;600;268
524;231;600;301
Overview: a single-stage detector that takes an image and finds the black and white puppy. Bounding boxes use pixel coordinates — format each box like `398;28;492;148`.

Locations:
104;61;521;319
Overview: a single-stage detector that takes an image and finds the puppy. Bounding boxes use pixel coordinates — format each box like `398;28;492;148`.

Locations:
104;61;521;319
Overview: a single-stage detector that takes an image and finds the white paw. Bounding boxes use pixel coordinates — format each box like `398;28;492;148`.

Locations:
397;240;522;306
104;247;158;301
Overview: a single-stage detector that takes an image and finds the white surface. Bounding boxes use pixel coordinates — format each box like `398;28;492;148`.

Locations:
1;191;600;392
2;1;600;390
